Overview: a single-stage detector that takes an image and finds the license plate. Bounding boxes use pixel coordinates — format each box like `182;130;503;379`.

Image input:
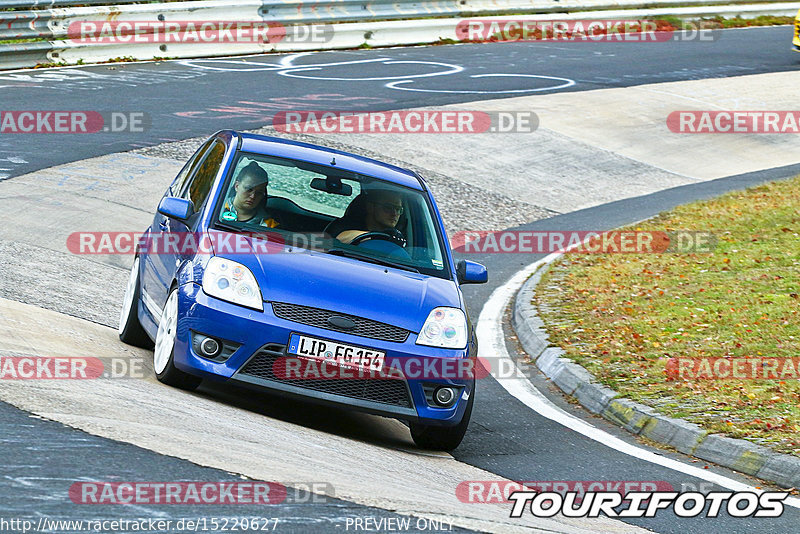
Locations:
287;334;385;372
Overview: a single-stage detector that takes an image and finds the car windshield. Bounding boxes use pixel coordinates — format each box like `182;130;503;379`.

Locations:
213;151;449;279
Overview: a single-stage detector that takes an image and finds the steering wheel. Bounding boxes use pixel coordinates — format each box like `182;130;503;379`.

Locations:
350;230;406;248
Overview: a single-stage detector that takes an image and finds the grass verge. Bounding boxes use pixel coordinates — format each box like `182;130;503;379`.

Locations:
535;176;800;456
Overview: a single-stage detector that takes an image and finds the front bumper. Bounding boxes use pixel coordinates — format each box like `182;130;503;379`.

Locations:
173;283;475;425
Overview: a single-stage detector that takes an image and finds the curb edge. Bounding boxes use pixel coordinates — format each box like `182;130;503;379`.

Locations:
511;258;800;489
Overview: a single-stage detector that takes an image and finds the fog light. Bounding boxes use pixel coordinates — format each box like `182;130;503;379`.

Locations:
434;387;456;407
199;337;220;358
191;331;240;363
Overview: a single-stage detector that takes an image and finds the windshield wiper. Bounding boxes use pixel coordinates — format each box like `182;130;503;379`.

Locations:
215;221;276;236
327;248;420;274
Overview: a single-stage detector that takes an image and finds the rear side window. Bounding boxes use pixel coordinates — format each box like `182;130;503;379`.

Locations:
182;140;226;213
171;139;213;195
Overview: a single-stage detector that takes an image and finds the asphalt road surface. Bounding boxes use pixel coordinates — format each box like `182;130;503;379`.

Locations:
1;401;475;534
0;25;797;177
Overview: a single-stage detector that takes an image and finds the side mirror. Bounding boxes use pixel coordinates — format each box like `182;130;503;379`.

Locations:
456;260;488;285
158;197;194;221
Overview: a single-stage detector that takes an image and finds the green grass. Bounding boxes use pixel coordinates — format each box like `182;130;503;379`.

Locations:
711;15;796;28
536;176;800;455
658;15;795;30
0;38;44;45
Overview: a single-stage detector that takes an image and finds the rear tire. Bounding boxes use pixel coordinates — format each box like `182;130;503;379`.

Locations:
410;388;474;451
118;257;154;349
153;288;202;391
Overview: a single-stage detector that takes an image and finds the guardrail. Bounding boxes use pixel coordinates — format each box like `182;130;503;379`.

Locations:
2;0;793;40
1;0;797;70
0;0;141;7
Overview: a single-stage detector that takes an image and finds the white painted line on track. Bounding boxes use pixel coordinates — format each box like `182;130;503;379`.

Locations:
277;60;463;81
386;74;575;94
478;253;800;508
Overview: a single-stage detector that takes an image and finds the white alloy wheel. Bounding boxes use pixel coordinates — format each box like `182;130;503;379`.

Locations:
153;290;178;375
119;257;140;335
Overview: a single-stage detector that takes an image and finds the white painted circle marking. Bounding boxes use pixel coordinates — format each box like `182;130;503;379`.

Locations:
387;73;575;94
176;59;284;72
277;61;464;81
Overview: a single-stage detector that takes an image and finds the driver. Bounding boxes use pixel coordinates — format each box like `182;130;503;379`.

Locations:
333;189;406;246
220;162;280;228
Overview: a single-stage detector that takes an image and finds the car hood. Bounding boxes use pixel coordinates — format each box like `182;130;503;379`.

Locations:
213;234;461;333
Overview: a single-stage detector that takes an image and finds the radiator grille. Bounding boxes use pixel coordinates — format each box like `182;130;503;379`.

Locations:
239;345;413;409
271;302;410;343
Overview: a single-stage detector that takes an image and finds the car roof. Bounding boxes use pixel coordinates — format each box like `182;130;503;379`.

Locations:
234;131;424;191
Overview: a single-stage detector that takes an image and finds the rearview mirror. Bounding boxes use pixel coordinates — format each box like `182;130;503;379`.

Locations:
158;197;194;221
456;260;488;284
311;176;353;196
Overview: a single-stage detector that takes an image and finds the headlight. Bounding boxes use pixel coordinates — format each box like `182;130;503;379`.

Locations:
416;307;468;349
202;257;263;311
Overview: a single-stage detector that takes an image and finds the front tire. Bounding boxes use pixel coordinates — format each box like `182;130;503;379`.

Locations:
410;388;474;451
153;288;201;391
118;257;153;348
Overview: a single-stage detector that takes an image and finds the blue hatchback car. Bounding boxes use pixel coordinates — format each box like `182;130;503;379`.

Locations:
119;130;487;450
